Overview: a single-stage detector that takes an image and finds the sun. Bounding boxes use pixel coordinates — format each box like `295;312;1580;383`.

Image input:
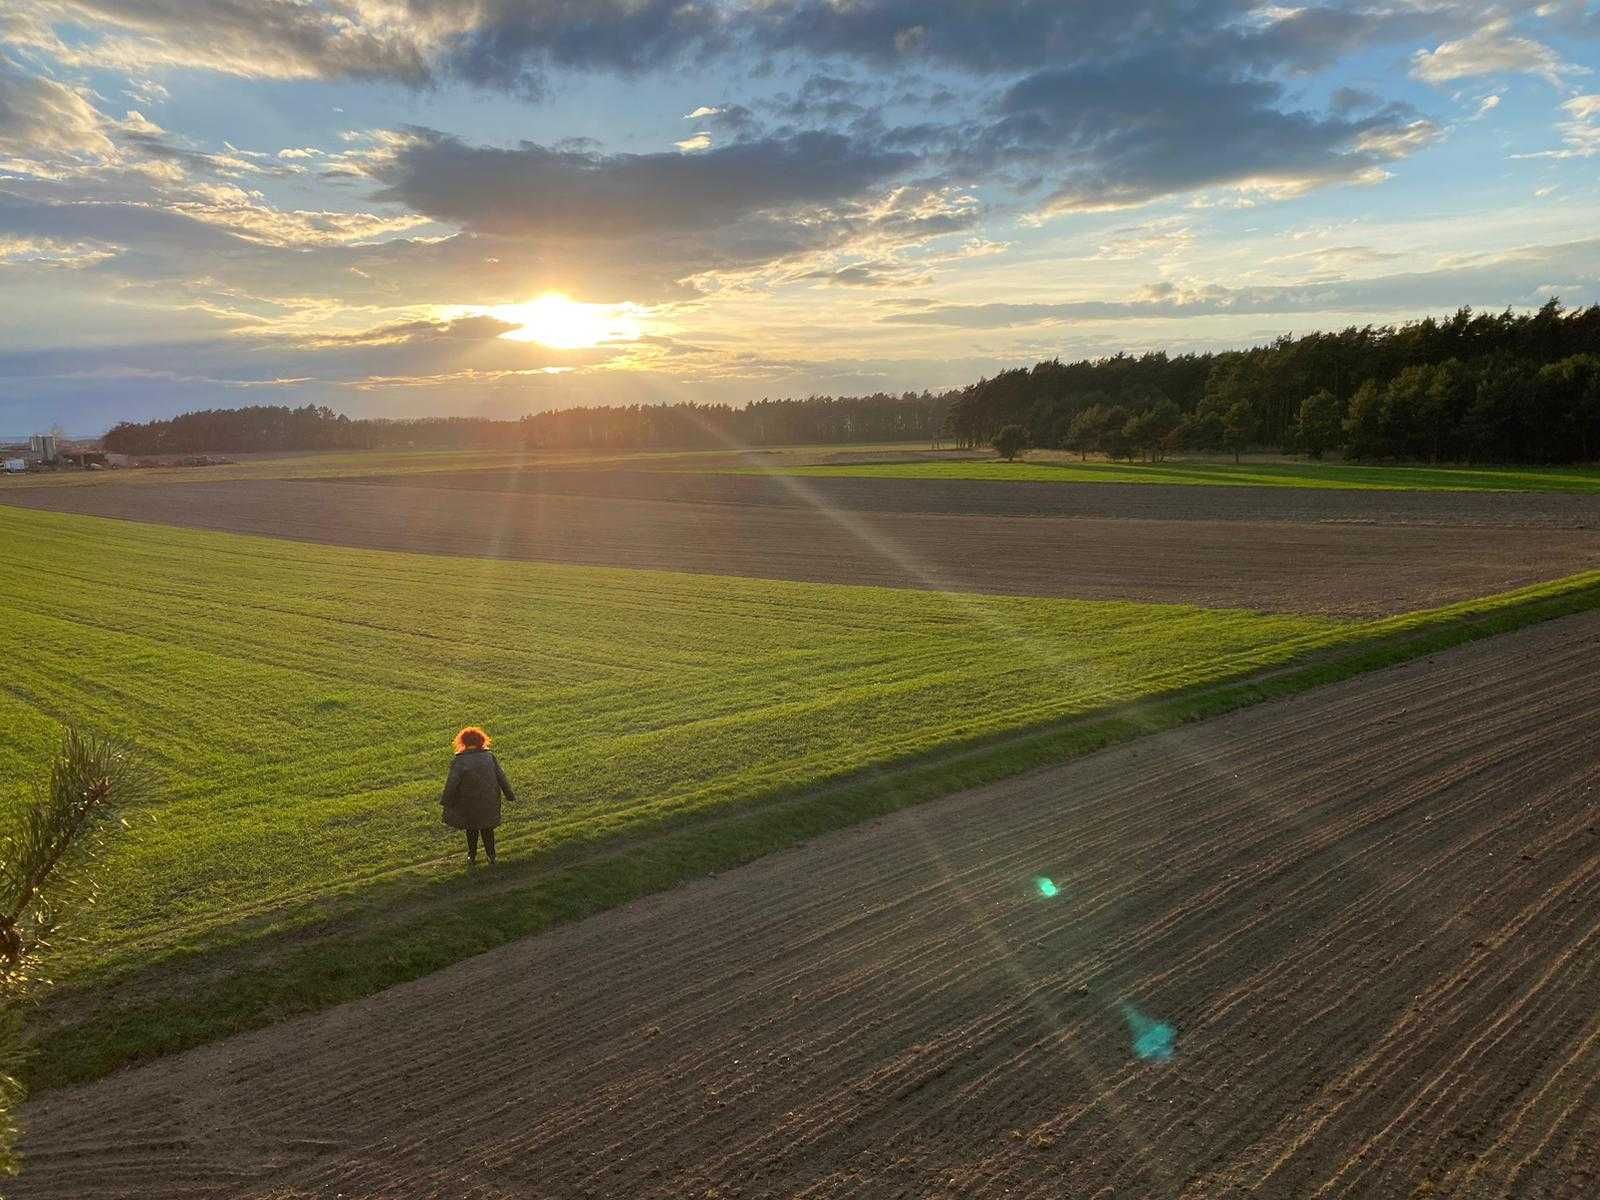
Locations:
488;293;644;350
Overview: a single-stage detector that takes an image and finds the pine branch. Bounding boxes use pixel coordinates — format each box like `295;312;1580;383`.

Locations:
0;728;150;1178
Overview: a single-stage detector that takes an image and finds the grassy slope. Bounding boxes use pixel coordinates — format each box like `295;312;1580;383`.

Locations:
5;504;1599;1087
743;459;1600;492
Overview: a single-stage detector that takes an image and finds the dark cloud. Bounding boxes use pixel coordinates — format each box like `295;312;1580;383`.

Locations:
368;127;917;238
699;104;761;139
20;1;1489;90
1539;0;1600;38
1207;3;1472;75
768;73;871;123
753;0;1242;73
417;0;1459;94
1329;86;1386;115
0;188;240;254
962;55;1436;212
0;54;114;159
426;0;726;96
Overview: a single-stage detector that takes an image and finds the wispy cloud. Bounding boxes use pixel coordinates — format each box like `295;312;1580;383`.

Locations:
1411;19;1584;88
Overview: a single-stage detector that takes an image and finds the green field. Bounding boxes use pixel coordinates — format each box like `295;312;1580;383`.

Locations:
5;503;1600;1088
739;459;1600;492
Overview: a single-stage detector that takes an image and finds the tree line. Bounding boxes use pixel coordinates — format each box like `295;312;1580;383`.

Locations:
102;407;523;455
948;301;1600;464
520;393;951;449
101;303;1600;463
101;393;954;456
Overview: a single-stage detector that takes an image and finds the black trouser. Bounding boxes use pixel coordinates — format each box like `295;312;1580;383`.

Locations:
466;827;496;861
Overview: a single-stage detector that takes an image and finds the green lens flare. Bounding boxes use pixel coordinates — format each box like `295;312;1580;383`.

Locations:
1120;1004;1177;1062
1035;876;1059;897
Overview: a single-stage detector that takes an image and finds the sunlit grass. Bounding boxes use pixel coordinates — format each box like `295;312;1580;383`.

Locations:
0;505;1346;978
738;459;1600;493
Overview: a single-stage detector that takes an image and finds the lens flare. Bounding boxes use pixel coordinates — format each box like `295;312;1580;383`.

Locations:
1120;1004;1177;1062
1035;876;1059;897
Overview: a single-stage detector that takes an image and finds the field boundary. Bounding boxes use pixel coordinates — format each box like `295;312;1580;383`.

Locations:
23;568;1600;1092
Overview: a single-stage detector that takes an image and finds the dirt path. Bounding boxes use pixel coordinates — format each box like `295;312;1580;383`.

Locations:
16;614;1600;1199
8;480;1600;616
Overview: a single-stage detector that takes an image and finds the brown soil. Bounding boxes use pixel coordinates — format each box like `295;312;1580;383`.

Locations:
359;467;1600;528
7;479;1600;617
16;612;1600;1199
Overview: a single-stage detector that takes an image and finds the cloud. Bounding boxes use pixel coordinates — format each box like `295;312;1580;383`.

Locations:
301;314;523;347
123;78;169;106
751;0;1427;76
0;166;979;326
801;261;933;288
1411;19;1583;88
1535;0;1600;38
768;73;870;123
429;0;726;95
880;237;1600;328
165;183;435;247
674;132;712;152
972;56;1439;215
0;56;116;161
0;187;239;256
12;0;430;83
8;0;1492;94
366;127;917;239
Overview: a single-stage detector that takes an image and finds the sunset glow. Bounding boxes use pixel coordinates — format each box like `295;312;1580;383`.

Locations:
486;294;647;351
0;2;1595;429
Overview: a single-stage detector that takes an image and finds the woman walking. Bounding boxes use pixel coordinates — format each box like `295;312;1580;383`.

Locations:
441;726;517;865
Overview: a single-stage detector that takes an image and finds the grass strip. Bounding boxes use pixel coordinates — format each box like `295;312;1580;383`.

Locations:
728;459;1600;493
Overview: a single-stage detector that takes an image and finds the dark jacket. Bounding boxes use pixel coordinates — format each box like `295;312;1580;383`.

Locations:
441;748;516;830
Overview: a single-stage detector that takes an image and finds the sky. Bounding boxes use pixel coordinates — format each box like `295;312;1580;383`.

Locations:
1;2;1598;434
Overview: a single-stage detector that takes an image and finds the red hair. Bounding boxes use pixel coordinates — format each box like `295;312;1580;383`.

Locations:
453;726;491;752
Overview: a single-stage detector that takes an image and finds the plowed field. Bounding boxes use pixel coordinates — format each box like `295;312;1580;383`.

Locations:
15;611;1600;1200
353;466;1600;525
8;478;1600;615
